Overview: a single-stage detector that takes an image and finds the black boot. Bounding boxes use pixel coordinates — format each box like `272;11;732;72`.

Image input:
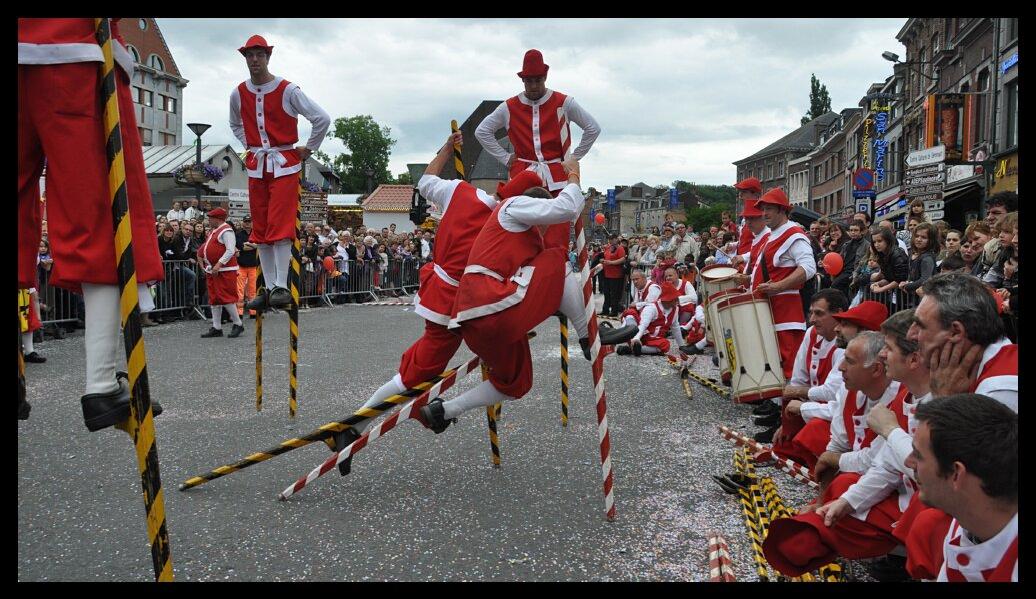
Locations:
579;338;592;361
599;324;638;346
245;289;271;312
23;352;46;363
864;555;910;582
631;338;642;356
752;401;780;416
227;324;245;338
753;424;779;444
200;327;223;338
331;427;362;476
418;398;455;434
268;286;293;308
678;344;703;355
616;344;632;356
754;412;781;427
81;374;162;432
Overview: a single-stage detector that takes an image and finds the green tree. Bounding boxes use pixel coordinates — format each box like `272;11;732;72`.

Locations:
395;171;413;185
323;115;397;193
801;73;832;125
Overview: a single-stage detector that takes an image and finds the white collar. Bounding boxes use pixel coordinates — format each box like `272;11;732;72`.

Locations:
244;76;283;95
750;227;770;247
518;89;554;107
978;337;1012;373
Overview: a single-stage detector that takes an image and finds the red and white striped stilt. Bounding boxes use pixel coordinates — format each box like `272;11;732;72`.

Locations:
345;300;414;306
575;214;616;521
707;532;737;582
718;425;819;489
279;356;484;500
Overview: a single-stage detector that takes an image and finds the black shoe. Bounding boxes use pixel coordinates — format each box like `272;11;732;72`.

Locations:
18;398;31;420
599;324;638;346
864;555;910;582
227;324;245;338
679;344;703;355
712;475;742;494
418;398;454;434
579;337;592;361
331;427;361;476
200;327;223;338
753;424;779;444
23;352;46;363
598;320;614;330
245;289;271;312
268;286;293;308
616;344;632;356
752;401;780;416
712;354;719;367
754;412;781;427
631;339;642;356
81;374;162;432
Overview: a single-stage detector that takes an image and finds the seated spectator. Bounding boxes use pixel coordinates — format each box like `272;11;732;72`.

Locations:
905;394;1017;581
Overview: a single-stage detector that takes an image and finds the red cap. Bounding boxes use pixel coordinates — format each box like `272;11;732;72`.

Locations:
734;177;762;193
238;35;273;56
496;170;544;200
832;300;888;331
757;187;791;210
517;49;549;78
207;207;227;219
658;283;681;302
740;199;763;218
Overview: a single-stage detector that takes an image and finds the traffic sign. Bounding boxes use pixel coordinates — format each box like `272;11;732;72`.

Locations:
853;168;875;191
908;192;944;203
903;172;945;187
905;163;946;176
926;209;945;220
852;190;876;199
923;199;944;211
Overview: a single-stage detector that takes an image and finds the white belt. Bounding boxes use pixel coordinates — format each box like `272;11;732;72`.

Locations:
464;264;505;281
515;157;562;184
248;144;295;174
433;263;460;287
463;263;534;286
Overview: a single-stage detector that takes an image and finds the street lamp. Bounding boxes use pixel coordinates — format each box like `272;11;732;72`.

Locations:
882;51;937;81
186;122;211;206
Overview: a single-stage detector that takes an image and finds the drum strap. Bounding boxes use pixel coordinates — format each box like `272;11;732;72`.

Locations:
759;252;771;283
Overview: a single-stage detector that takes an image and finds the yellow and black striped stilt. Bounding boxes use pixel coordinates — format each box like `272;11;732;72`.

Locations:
94;18;172;582
181;372;445;490
17;312;28;416
559;315;570;427
255;265;264;412
683;366;730;398
733;448;769;582
288;183;302;418
450;119;464;177
482;365;501;468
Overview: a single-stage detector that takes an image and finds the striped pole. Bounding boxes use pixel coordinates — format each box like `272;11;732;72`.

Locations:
287;184;302;418
558;315;570;427
94;18;172;582
18;313;28;416
279;353;490;500
575;210;616;521
450;119;464;176
760;476;843;582
180;372;445;490
718;425;819;489
707;532;737;582
343;300;414;306
482;365;501;467
255;264;264;411
733;449;769;582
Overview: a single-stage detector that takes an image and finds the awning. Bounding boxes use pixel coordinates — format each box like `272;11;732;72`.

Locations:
943;181;983;203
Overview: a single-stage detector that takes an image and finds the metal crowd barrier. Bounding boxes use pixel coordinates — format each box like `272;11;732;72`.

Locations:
858;285;920;315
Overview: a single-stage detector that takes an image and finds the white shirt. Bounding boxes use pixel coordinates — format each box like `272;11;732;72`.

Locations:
631;282;662;309
634;303;683;350
216;229;237;266
972;337;1018;411
498;183;584;232
335;244;350;275
760;220;817;278
475;92;601;167
183;206;202;222
825;380;899;459
229;76;331;152
420;238;432;259
937;513;1018;582
737;226;771;264
417;174;496;215
167;209;185;222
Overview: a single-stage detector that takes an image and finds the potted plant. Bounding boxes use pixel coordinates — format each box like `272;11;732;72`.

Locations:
174;163;225;186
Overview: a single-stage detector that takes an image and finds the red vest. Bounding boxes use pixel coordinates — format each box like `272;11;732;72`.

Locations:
506;91;571;189
744;230;771;276
413;182;494;326
198;223;238;270
645;301;679;339
18;18;133;76
970;341;1018;395
750;222;808;329
237;78;302;176
939;517;1018;582
451;198;543;323
632;282;661;305
841;384;897;451
804;327;838;387
736;223;754;256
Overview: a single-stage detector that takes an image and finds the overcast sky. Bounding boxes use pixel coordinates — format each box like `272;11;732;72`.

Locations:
161;18;905;192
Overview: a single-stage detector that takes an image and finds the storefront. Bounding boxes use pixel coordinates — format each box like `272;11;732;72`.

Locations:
327;194;363;232
989;151;1018;194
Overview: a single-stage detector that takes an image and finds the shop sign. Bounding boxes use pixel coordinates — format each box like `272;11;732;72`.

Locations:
907;145;946;167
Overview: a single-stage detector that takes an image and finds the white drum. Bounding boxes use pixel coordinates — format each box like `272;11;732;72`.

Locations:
699;264;740;305
706;288;742;382
715;291;786;403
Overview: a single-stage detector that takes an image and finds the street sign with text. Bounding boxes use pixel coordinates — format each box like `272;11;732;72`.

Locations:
907;145;946;168
907;192;943;203
926;209;945;220
923;200;944;211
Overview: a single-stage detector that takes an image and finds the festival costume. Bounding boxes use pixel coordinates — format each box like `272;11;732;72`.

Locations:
772;326;839;469
619;281;661;324
936;514;1017;582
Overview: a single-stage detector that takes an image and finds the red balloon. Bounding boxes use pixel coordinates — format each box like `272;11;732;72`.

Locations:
822;251;843;277
594;213;606;225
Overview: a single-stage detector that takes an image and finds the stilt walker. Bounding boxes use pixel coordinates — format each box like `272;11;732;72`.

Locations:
96;18;171;581
232;33;330;416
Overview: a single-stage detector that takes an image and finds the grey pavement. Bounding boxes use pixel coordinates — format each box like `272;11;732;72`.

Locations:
18;299;854;581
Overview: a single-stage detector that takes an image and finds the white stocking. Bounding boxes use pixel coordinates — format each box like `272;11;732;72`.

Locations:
83;283;121;395
442;379;514;420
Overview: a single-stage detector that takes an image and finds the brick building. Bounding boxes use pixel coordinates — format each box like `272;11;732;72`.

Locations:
121;18;187;147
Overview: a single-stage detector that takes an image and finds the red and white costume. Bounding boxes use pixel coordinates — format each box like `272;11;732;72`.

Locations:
448;181;582;398
969;337;1018;411
197;222;240;306
475;88;599;249
737;226;770;276
229;77;329;244
772;326;841;469
619;281;661;323
937;514;1018;582
632;298;683;355
396;175;497;388
18;18;162;292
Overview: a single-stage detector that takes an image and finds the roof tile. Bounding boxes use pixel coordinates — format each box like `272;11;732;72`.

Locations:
361;185;413;212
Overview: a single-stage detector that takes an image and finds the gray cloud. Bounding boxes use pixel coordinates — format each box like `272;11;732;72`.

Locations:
160;18;904;190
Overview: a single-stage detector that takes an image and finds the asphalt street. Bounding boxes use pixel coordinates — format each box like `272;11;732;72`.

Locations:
19;299;841;582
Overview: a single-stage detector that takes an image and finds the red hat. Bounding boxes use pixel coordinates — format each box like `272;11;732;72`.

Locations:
517;49;549;78
740;199;763;218
832;300;888;331
658;283;681;302
238;35;273;56
734;177;762;194
207;207;227;219
496;170;544;200
756;187;791;210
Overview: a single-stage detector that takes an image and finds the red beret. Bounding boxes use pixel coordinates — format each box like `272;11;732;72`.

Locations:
238;35;273;56
832;301;888;331
207;208;227;219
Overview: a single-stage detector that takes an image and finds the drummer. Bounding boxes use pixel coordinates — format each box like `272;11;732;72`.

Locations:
730;198;770;286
